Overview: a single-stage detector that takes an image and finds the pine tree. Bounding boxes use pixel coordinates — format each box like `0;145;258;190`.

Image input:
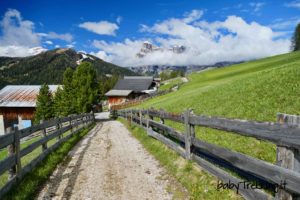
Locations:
98;75;119;99
62;67;77;115
34;84;54;123
72;62;98;113
53;86;64;117
291;23;300;51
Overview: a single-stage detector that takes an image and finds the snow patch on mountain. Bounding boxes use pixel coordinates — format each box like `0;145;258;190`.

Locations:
76;52;95;65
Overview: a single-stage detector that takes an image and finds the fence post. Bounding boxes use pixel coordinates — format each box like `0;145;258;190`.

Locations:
40;120;47;151
14;127;21;179
276;113;300;200
6;127;16;180
190;110;195;140
184;109;193;160
57;119;61;140
130;110;133;125
127;111;131;127
82;115;87;127
73;116;77;134
92;111;95;122
149;108;154;120
139;110;142;126
146;118;149;130
69;117;73;135
160;108;165;124
146;118;153;136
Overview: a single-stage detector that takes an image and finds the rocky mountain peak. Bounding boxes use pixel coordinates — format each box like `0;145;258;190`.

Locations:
136;41;186;58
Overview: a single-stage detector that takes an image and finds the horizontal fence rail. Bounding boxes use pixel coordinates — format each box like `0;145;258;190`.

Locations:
0;113;94;198
116;108;300;200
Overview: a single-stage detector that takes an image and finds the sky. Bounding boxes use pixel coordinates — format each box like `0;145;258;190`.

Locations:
0;0;299;67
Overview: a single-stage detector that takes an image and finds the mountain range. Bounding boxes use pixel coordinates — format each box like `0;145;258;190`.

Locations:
0;48;136;89
136;41;186;58
132;41;243;75
129;62;243;76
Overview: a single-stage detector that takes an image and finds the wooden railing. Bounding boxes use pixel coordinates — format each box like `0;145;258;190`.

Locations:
0;113;94;198
117;108;300;200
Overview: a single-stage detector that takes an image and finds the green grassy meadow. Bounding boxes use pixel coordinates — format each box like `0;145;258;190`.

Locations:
136;51;300;164
159;77;184;91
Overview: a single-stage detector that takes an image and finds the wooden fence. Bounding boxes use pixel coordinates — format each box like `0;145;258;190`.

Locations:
117;108;300;200
0;113;94;198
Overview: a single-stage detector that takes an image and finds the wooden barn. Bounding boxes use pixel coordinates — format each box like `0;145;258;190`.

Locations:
0;85;59;135
105;76;157;109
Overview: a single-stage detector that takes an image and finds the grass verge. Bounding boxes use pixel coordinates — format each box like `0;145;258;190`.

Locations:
136;51;300;164
2;123;95;200
119;118;241;200
159;77;184;91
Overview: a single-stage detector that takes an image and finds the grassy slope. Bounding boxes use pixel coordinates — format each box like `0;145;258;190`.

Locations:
159;77;183;91
136;51;300;164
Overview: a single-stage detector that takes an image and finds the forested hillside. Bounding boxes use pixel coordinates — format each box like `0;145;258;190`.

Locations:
0;48;136;89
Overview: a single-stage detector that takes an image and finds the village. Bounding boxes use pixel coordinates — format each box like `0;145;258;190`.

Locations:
0;76;166;135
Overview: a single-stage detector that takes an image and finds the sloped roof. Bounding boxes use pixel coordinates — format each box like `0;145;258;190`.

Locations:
105;90;133;97
0;85;59;107
113;76;154;91
124;76;153;80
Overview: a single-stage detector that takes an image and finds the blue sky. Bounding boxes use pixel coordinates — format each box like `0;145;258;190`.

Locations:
0;0;299;66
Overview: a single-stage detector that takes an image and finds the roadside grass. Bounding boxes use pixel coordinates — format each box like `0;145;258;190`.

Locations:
159;77;183;91
0;136;43;188
135;51;300;164
1;124;95;200
119;118;242;200
0;128;76;188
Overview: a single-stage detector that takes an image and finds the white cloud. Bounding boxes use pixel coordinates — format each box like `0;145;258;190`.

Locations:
270;17;300;30
116;16;122;24
0;9;73;57
183;9;204;23
90;50;109;60
79;21;119;36
285;0;300;9
45;40;53;45
45;32;73;42
249;2;265;12
92;39;143;64
0;46;47;57
66;41;76;48
92;10;290;67
0;9;45;57
0;9;40;47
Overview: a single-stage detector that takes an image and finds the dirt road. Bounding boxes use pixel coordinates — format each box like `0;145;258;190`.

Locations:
37;120;178;200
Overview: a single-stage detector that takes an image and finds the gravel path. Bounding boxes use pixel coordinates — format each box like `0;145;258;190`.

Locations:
37;120;177;200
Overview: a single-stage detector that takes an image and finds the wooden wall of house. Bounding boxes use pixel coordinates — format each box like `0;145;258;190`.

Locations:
0;107;35;129
0;107;35;120
108;97;126;105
